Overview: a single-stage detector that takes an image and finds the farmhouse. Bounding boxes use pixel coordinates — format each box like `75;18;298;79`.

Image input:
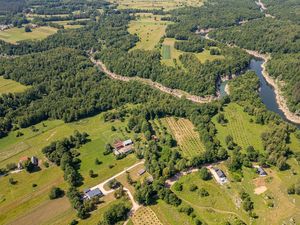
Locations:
113;139;134;156
257;166;267;176
84;188;103;200
31;156;38;166
212;167;227;184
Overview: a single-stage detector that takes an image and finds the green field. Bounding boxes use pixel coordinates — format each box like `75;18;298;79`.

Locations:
0;26;57;43
0;76;29;94
212;103;269;151
128;14;171;51
0;110;140;224
161;45;171;59
53;19;89;29
161;38;224;67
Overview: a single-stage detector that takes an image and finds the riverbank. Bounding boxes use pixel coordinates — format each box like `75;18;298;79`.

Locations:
246;50;300;124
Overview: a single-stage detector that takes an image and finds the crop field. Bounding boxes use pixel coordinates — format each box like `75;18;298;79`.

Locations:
132;207;163;225
0;26;57;44
162;117;206;157
109;0;203;10
161;38;224;67
128;14;171;51
212;103;269;151
0;110;140;224
0;76;28;94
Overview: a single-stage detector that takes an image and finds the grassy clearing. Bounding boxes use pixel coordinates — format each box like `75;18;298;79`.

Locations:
128;14;171;51
161;38;224;67
0;26;57;44
0;76;29;94
162;117;206;157
132;206;163;225
212;103;268;151
53;19;89;29
0;110;140;224
110;0;203;10
172;172;249;224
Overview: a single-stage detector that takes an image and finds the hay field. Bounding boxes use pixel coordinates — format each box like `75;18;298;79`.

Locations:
0;77;28;94
0;26;57;44
128;14;171;51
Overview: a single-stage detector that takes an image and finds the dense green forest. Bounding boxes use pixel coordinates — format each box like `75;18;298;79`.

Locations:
267;53;300;113
210;18;300;54
264;0;300;24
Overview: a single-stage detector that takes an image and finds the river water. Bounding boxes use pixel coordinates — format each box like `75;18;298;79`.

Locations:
221;58;299;127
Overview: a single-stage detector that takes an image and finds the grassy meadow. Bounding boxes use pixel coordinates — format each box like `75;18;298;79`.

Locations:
0;109;141;225
110;0;203;10
0;26;57;44
128;13;171;51
162;117;206;157
0;76;29;94
161;38;224;67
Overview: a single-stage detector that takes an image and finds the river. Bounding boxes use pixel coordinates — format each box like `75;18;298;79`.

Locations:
221;58;299;127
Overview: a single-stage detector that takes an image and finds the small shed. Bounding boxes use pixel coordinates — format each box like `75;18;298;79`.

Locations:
31;156;38;166
257;167;267;176
138;169;146;176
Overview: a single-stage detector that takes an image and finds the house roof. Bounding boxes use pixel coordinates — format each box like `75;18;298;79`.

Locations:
86;188;102;198
123;139;133;146
214;168;226;178
257;167;267;175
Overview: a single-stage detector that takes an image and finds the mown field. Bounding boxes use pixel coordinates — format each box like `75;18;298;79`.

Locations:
128;13;171;51
0;110;140;225
212;103;268;151
0;76;28;94
162;117;206;157
161;38;224;67
0;26;57;43
109;0;203;10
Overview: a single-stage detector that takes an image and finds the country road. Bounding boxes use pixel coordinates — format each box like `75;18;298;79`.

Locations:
90;57;218;104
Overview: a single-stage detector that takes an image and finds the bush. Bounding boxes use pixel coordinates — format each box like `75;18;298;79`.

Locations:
70;220;78;225
178;206;194;216
198;188;209;197
49;186;64;199
198;168;211;181
189;184;198;192
32;183;37;187
173;182;183;191
108;179;120;189
99;202;130;225
95;158;102;165
287;185;295;194
9;177;17;185
43;161;49;168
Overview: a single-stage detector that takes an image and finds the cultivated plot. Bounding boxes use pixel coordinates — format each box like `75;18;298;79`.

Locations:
132;206;163;225
163;117;206;157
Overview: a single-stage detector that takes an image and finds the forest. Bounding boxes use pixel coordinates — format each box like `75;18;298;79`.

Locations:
267;53;300;114
210;18;300;54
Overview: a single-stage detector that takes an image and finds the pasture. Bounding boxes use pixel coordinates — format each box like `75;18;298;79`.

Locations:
161;38;224;67
162;117;206;157
212;103;268;151
132;207;163;225
0;110;140;224
0;76;28;94
0;26;57;44
128;14;171;51
109;0;204;10
161;45;171;59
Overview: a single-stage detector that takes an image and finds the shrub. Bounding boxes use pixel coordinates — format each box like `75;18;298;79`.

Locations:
198;168;211;181
173;182;183;191
198;188;209;197
43;161;49;168
189;184;198;192
178;206;194;216
9;177;17;185
32;183;37;187
49;186;64;199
